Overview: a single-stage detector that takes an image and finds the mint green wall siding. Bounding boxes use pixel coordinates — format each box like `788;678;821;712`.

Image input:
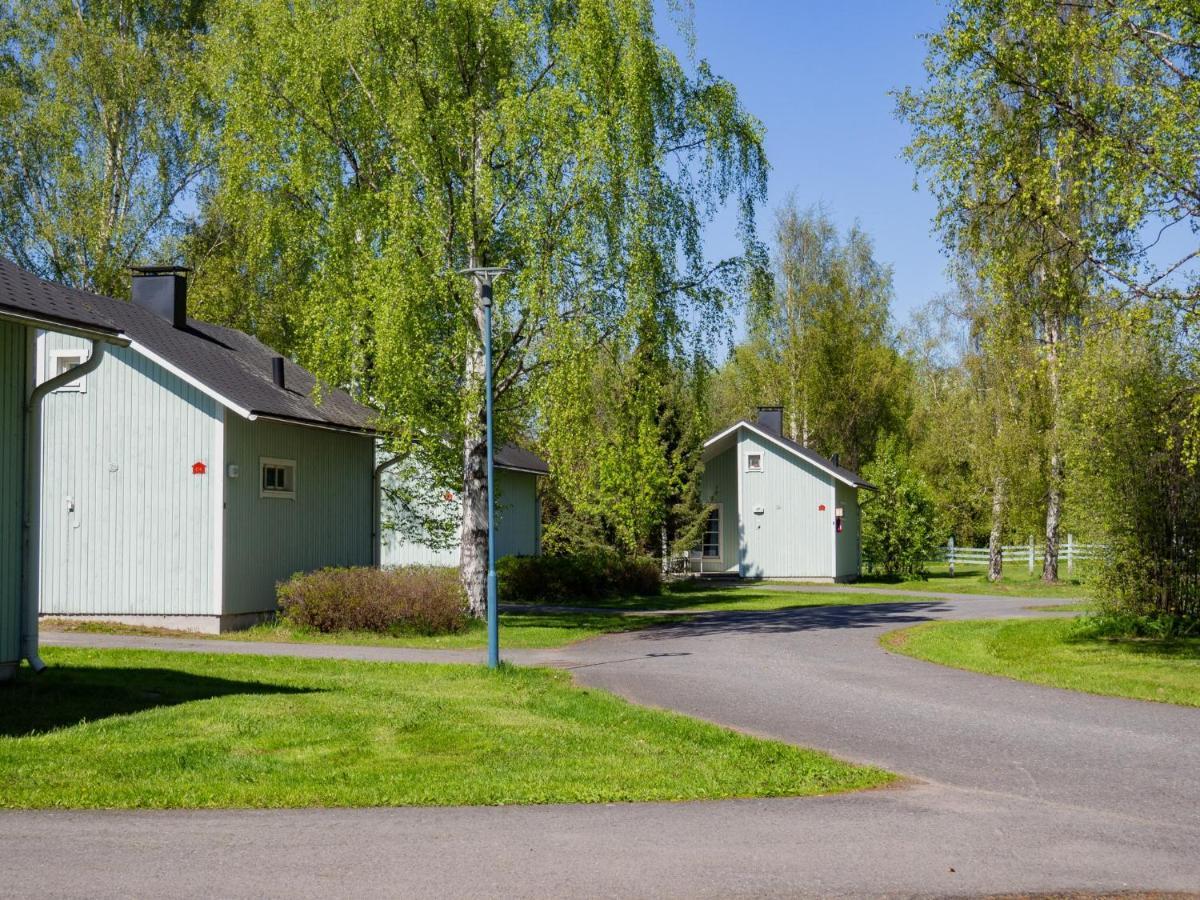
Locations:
381;467;542;567
494;469;541;559
835;480;861;579
36;333;220;616
738;429;835;579
698;443;740;574
223;416;373;614
0;322;26;674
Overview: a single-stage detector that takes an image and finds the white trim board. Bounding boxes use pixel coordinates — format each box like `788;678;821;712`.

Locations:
212;406;225;616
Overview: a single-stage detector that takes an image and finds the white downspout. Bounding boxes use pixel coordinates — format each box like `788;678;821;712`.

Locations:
21;339;108;672
372;453;403;567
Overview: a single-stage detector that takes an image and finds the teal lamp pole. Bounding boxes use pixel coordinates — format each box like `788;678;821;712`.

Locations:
459;266;508;668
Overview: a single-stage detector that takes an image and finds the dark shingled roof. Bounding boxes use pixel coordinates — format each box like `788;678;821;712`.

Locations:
495;443;549;475
769;427;874;490
1;257;553;472
0;256;123;336
0;256;373;433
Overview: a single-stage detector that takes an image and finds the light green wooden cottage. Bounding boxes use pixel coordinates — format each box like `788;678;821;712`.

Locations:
9;261;377;638
695;407;872;581
1;257;129;678
380;444;546;566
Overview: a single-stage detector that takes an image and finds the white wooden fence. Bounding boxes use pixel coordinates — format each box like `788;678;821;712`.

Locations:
936;534;1105;576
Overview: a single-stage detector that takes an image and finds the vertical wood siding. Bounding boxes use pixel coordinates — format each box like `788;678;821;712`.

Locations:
223;416;373;614
698;444;740;574
36;334;219;615
0;322;26;669
738;429;834;578
380;467;541;567
835;480;861;579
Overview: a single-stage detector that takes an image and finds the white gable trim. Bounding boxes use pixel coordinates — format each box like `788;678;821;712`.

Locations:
704;421;860;488
129;340;255;420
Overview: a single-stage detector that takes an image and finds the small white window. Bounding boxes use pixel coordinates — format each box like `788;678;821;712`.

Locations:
260;457;296;499
745;452;764;473
49;349;88;393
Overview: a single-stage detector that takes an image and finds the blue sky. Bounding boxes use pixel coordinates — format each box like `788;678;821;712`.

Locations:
658;1;950;325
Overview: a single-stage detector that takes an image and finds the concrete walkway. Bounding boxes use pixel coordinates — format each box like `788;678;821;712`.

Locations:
39;628;564;667
10;593;1200;897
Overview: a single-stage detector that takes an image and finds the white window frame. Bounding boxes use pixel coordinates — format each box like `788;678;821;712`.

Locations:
48;348;88;393
745;451;764;473
701;503;723;561
259;457;297;500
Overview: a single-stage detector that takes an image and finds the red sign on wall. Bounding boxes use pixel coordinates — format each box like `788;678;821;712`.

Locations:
192;461;207;475
818;503;826;511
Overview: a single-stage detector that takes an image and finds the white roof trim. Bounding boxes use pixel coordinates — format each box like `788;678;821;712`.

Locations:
248;413;375;437
128;339;255;420
0;309;131;345
704;421;860;487
496;464;547;476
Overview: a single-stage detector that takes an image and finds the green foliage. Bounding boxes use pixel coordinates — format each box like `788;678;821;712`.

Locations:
897;0;1199;309
903;269;1052;549
540;349;711;556
201;0;767;519
0;0;211;296
860;435;940;578
276;566;469;635
714;201;911;472
496;552;661;604
1066;313;1200;625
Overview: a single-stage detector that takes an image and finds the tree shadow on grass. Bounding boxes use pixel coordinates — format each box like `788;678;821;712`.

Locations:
0;665;313;737
622;600;953;641
1065;633;1200;660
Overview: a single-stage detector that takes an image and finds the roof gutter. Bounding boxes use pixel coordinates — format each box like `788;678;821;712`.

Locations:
21;338;112;672
0;308;128;346
248;412;377;438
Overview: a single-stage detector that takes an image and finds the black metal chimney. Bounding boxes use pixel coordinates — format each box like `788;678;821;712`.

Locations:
272;356;286;389
130;265;190;329
755;406;783;436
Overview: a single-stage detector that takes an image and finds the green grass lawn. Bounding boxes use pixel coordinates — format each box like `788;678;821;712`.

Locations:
506;582;932;613
882;617;1200;707
0;647;892;808
43;610;676;650
844;563;1092;599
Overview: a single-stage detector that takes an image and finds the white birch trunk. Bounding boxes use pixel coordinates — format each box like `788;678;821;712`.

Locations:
1042;313;1063;583
988;475;1004;582
459;332;489;619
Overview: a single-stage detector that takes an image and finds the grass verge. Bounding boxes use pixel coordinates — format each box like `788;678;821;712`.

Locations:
881;617;1200;707
0;647;893;808
42;610;676;650
843;563;1092;599
507;583;933;613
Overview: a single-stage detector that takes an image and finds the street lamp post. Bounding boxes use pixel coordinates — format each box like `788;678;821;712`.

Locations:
459;266;508;669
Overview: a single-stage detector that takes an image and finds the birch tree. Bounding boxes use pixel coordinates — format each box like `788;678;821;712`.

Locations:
715;202;910;472
0;0;210;296
205;0;767;616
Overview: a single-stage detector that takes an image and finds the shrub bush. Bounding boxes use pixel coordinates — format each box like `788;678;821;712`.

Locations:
861;434;940;578
497;551;661;603
277;566;469;635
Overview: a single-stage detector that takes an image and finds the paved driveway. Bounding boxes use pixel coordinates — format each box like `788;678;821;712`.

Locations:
5;591;1200;897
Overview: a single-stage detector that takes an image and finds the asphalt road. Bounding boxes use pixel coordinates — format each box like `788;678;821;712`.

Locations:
6;590;1200;897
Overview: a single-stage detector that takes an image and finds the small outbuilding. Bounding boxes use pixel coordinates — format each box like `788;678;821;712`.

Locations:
5;259;377;635
380;444;547;566
694;407;872;581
